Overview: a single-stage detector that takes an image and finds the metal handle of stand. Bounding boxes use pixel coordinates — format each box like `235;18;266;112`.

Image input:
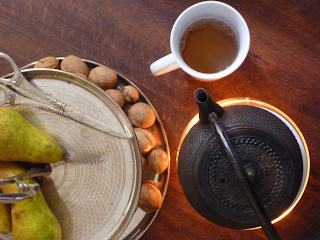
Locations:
208;113;281;240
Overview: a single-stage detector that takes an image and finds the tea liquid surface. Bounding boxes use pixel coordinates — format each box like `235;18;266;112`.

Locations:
180;19;238;74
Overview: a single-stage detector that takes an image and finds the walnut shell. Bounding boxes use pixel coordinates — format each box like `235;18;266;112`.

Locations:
134;128;156;154
88;65;117;90
128;102;156;128
143;180;162;190
61;55;89;77
147;148;169;174
105;89;124;107
138;182;162;212
74;72;88;79
123;85;139;103
141;154;146;167
34;56;60;69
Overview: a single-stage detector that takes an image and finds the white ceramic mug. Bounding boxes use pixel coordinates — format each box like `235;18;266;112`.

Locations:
150;1;250;81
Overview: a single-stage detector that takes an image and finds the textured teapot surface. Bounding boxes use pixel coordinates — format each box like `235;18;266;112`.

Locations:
177;89;304;230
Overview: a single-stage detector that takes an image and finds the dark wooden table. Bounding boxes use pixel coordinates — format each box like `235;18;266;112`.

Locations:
1;0;320;239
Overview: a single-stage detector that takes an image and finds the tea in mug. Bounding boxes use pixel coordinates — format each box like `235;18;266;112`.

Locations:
180;18;238;74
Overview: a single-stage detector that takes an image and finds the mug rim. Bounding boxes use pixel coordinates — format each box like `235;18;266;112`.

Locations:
170;1;250;81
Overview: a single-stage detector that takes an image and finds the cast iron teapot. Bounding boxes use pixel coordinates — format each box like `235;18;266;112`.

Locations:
178;88;304;240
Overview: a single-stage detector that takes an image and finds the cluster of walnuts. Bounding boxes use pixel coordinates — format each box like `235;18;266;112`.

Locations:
34;55;169;213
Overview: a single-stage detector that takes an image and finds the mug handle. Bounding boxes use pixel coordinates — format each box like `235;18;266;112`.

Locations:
150;53;180;76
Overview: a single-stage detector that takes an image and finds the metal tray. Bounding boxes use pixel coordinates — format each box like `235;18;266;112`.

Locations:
1;68;141;240
17;59;170;240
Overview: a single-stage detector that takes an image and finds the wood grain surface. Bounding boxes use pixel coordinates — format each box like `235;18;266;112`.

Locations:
1;0;320;239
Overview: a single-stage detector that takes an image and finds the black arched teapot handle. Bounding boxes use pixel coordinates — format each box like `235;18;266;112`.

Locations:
208;113;281;240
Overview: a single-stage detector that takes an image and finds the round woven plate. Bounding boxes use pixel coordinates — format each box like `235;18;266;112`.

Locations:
0;69;141;240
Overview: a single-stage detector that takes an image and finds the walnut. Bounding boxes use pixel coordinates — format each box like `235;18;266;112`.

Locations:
74;72;88;79
88;65;117;90
141;154;146;167
134;128;156;154
147;147;169;174
128;102;156;128
105;89;124;107
138;182;162;212
143;180;162;190
123;85;139;103
34;56;60;69
61;55;89;77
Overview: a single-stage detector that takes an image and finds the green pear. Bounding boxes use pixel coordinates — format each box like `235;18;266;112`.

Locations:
0;162;62;240
0;203;11;233
0;107;63;163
